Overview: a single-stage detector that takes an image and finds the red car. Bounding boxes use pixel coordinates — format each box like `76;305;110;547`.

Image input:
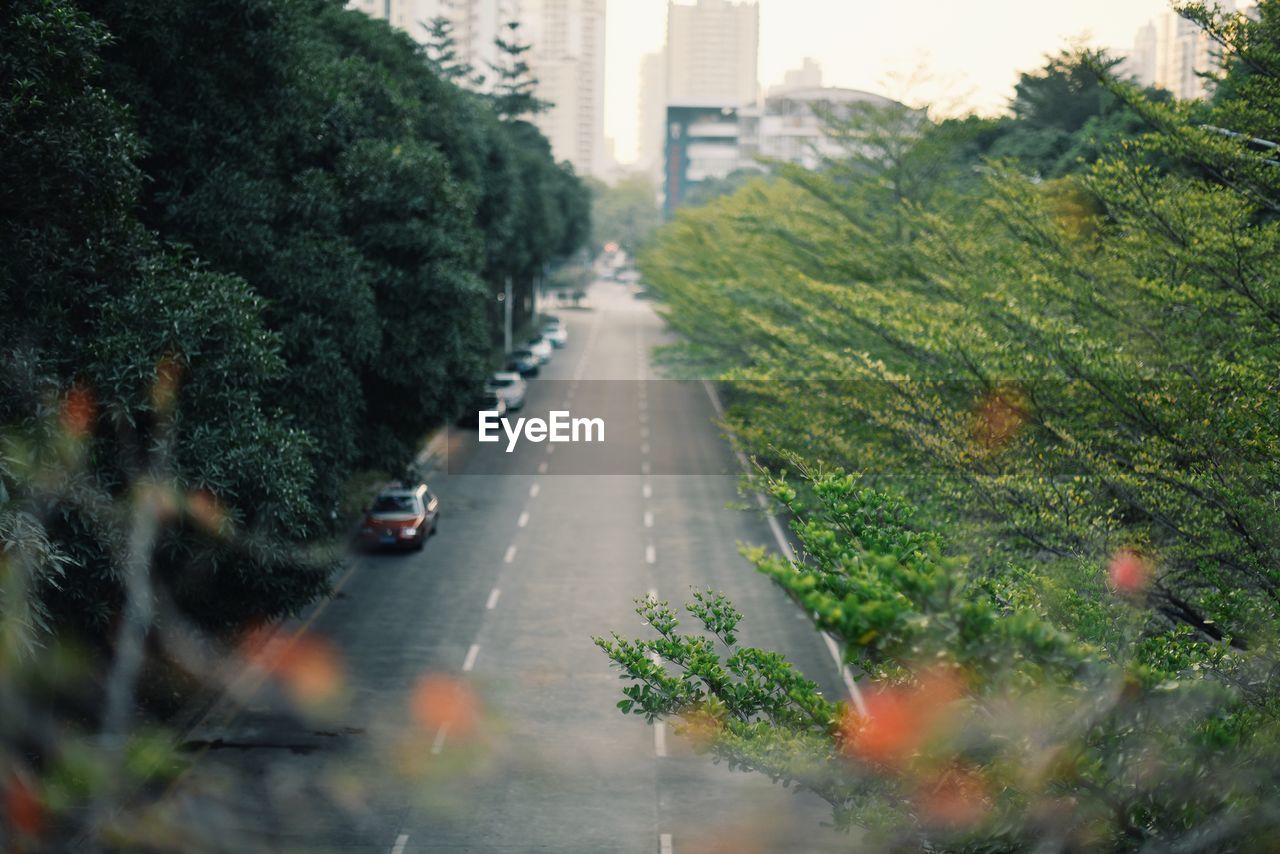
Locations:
359;484;439;552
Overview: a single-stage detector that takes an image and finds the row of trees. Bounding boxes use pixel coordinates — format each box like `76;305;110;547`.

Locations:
1;0;590;643
602;3;1280;849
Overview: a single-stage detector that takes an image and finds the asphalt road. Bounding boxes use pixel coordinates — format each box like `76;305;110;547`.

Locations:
166;281;856;853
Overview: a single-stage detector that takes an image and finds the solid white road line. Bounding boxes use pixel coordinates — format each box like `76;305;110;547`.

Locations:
462;643;480;673
391;833;409;854
530;483;541;498
654;721;668;758
504;545;517;564
659;832;674;854
642;483;652;499
430;725;449;755
486;588;501;610
518;511;530;528
702;379;869;716
644;511;654;528
645;544;656;565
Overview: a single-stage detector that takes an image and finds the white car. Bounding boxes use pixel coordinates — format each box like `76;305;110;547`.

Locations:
541;322;568;348
526;336;553;365
486;371;527;411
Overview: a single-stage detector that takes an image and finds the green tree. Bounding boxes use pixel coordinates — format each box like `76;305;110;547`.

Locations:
610;2;1280;846
489;20;549;121
589;174;663;255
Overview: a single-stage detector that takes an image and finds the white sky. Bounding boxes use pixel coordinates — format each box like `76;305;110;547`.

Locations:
604;0;1174;164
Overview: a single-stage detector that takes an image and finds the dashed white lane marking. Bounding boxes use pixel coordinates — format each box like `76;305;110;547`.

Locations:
546;445;555;455
518;511;530;528
641;461;651;475
702;379;869;716
462;644;480;673
659;832;674;854
431;725;450;755
640;426;650;440
639;399;648;411
639;412;649;424
530;483;541;498
640;442;651;455
538;461;549;474
642;483;652;499
644;511;654;528
391;833;409;854
645;544;656;565
647;588;658;602
654;721;668;758
486;588;501;610
504;545;517;564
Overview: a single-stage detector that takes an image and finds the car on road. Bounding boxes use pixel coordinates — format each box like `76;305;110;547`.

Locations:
358;483;439;552
486;371;527;411
457;392;506;427
541;321;568;348
527;335;553;365
506;349;540;377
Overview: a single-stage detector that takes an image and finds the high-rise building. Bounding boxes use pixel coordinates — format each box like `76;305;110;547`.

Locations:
637;51;667;178
347;0;431;42
1124;1;1243;100
662;0;759;212
666;0;759;108
416;0;524;76
523;0;607;176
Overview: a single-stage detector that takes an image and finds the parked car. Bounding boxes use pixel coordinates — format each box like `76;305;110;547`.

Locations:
457;392;506;427
506;349;540;377
526;335;553;365
486;371;527;411
541;321;568;348
358;483;439;552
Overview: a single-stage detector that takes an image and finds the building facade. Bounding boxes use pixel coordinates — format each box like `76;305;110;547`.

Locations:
738;87;900;172
524;0;607;175
637;51;668;179
665;0;759;107
661;0;760;211
1123;1;1243;100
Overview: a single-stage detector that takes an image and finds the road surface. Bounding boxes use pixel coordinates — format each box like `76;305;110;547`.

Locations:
165;281;856;852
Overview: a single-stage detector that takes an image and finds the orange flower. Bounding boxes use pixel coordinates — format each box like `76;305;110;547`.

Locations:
4;770;45;839
841;670;964;768
59;385;95;440
152;356;183;414
1108;550;1151;595
241;629;344;706
914;765;989;829
971;386;1028;450
187;489;227;535
412;675;480;740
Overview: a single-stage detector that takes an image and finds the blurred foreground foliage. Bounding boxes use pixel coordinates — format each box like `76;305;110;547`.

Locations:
603;2;1280;848
1;0;587;843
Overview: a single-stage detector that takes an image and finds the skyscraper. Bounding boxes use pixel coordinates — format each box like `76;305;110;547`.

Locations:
418;0;525;76
637;51;667;178
523;0;607;176
1124;1;1242;100
346;0;431;42
661;0;760;214
666;0;759;108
